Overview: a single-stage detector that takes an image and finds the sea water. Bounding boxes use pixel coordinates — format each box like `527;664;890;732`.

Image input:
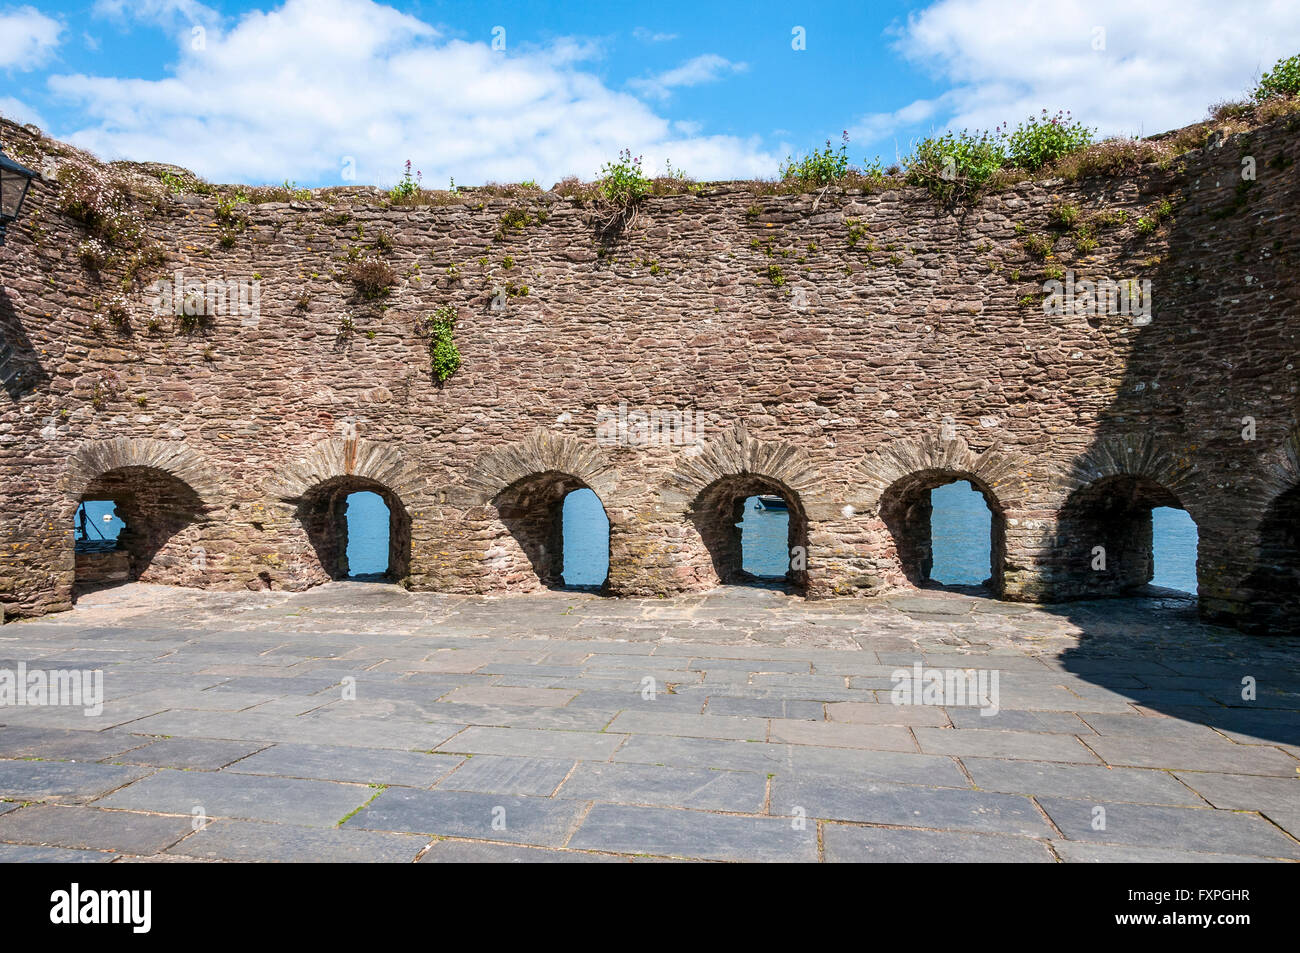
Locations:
344;491;391;576
560;488;610;585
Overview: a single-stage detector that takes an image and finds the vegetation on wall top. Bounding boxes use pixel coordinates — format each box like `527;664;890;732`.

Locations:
8;53;1298;251
1255;53;1300;101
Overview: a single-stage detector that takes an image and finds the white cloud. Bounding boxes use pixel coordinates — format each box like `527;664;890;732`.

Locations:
632;28;678;43
44;0;777;186
0;6;63;70
849;95;951;163
861;0;1300;152
0;95;46;128
628;54;748;101
93;0;219;25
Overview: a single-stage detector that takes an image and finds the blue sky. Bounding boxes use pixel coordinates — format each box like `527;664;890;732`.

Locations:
2;0;1298;188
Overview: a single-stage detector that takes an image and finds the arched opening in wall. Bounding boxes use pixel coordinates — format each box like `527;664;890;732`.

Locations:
1244;484;1300;631
879;471;1005;594
73;467;205;596
493;472;611;590
1057;475;1199;600
688;476;809;590
297;477;410;583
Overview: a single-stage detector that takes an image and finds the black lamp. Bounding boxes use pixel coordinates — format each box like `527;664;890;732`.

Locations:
0;148;39;246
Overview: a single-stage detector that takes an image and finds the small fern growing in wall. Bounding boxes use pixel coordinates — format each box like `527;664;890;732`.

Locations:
427;306;461;384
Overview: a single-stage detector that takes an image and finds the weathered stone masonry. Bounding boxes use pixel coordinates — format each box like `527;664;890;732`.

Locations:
1;114;1297;631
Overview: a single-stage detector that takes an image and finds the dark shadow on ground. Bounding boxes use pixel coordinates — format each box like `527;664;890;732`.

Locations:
1022;117;1300;745
1044;588;1300;746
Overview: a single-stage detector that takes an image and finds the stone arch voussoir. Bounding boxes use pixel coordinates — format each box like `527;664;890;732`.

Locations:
1058;434;1204;515
857;432;1031;513
661;422;824;513
450;429;617;508
1260;426;1300;507
64;438;224;509
264;437;424;505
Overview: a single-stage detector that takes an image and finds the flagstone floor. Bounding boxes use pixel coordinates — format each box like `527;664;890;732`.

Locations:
0;581;1296;863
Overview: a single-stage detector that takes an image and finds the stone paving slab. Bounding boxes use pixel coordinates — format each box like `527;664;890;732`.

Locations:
1078;713;1232;740
688;658;812;674
555;762;768;812
0;805;193;854
175;819;429;862
914;727;1100;763
0;726;150;762
767;719;917;752
423;701;620;731
822;824;1055;863
962;758;1205;806
435;726;627;761
344;788;586;846
118;738;270;770
3;582;1298;863
1038;797;1300;858
606;710;768;741
94;769;378;827
0;844;118;863
418;840;636;862
824;702;951;726
440;685;579;708
1170;771;1299;814
0;700;170;731
1268;811;1300;839
703;697;824;719
1050;842;1287;863
568;804;818;862
1081;736;1300;775
565;690;705;714
224;743;463;787
771;776;1053;836
946;708;1092;734
434;756;574;796
613;734;973;787
0;760;150;800
123;709;466;752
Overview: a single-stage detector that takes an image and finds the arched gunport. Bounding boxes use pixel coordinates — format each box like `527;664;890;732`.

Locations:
295;476;411;582
72;465;207;595
1055;474;1199;598
492;471;612;590
877;470;1005;593
687;474;810;590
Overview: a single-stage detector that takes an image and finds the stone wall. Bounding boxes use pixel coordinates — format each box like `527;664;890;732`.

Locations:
0;112;1297;631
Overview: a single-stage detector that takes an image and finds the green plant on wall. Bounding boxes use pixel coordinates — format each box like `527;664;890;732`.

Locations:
389;160;422;202
597;149;651;207
903;128;1007;200
427;305;461;384
1006;111;1094;172
592;149;651;239
780;132;851;186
